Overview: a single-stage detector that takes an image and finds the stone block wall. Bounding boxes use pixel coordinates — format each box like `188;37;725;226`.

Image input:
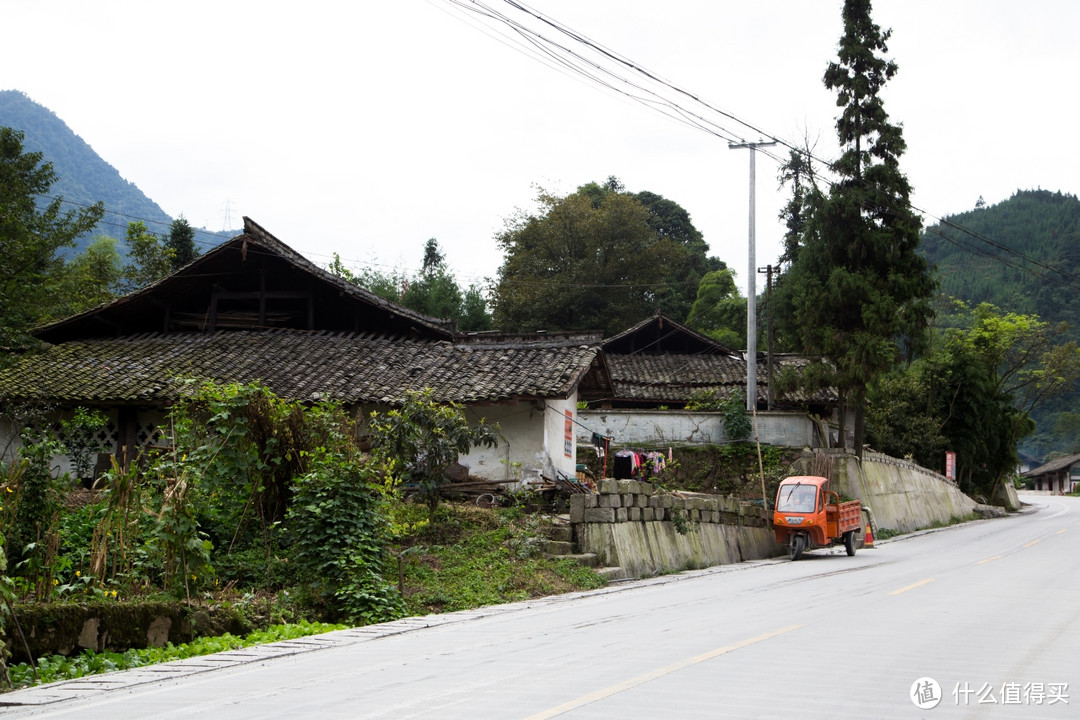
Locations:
570;479;782;579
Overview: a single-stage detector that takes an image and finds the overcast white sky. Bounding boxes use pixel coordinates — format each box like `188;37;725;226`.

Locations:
3;0;1077;296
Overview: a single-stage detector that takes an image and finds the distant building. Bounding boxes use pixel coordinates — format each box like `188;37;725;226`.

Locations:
1022;453;1080;493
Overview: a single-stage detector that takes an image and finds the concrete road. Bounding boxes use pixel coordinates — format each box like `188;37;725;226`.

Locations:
3;493;1077;719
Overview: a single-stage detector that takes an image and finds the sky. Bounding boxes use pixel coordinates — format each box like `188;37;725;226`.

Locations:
3;0;1078;297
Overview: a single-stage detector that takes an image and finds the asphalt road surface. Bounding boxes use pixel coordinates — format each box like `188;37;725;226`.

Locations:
3;493;1077;719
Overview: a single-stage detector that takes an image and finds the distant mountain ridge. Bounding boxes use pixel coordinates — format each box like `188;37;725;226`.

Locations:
919;189;1080;460
920;189;1080;332
0;89;232;249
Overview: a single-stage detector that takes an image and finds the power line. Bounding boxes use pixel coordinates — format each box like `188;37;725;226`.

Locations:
441;0;1077;293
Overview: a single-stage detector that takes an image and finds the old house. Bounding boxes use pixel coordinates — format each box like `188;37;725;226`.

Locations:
580;312;841;448
0;218;611;485
1022;453;1080;493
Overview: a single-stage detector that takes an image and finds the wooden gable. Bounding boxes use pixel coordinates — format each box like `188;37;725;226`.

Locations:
33;217;455;344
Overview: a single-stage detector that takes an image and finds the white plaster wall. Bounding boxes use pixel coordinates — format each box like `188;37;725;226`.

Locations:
542;394;579;479
578;409;816;448
459;394;578;484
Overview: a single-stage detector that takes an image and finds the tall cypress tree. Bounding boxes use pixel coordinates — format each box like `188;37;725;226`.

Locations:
783;0;935;454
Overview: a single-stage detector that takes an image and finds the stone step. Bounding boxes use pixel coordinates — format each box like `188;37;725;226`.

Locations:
542;540;576;556
540;525;573;542
549;552;599;568
594;566;624;581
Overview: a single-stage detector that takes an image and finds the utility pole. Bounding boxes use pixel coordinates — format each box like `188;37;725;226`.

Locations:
758;264;776;410
729;140;776;411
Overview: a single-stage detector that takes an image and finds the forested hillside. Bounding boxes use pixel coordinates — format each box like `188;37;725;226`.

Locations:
920;189;1080;460
0;90;172;234
921;189;1080;325
0;90;233;251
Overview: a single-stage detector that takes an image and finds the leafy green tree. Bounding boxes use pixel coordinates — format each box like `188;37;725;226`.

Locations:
492;182;709;335
367;388;498;521
459;284;492;332
685;268;746;349
165;216;199;269
329;244;493;329
0;127;103;346
328;253;405;303
776;0;935;453
50;236;123;318
867;302;1080;495
119;221;174;293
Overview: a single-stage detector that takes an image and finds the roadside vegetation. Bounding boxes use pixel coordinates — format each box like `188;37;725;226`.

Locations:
0;382;602;691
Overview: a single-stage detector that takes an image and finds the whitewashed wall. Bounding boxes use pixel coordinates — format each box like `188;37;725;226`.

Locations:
578;409;820;449
460;392;579;484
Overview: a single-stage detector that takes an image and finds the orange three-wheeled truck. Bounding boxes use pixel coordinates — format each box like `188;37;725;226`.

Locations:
773;475;862;560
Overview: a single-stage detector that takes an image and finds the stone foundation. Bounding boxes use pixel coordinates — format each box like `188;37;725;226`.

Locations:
570;479;783;580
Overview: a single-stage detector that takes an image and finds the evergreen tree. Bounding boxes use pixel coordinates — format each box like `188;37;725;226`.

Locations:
166;215;199;269
779;0;935;454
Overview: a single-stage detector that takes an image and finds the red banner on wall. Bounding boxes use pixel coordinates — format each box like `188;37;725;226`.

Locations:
945;451;956;481
564;410;573;458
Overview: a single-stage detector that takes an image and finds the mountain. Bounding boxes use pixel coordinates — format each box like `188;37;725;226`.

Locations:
0;89;233;250
919;189;1080;460
0;90;171;231
920;189;1080;326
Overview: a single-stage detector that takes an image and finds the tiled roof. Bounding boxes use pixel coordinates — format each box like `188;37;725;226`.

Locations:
606;352;838;405
607;353;744;402
1022;452;1080;478
0;330;608;406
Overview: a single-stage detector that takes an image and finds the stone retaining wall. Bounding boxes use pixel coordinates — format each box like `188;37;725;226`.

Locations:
569;479;783;580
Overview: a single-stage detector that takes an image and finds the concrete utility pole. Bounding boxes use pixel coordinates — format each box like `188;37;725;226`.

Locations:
758;264;776;411
729;139;776;411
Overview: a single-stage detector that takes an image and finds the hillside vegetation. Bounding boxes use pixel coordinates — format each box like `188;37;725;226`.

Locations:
0;90;232;251
920;189;1080;459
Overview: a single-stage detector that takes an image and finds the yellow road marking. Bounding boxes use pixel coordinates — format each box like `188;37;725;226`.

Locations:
521;624;803;720
977;555;1003;565
1024;539;1041;548
1056;529;1067;535
890;578;936;595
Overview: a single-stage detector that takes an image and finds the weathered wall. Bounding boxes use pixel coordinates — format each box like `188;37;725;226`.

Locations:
571;479;782;580
793;451;979;534
460;394;579;485
578;409;819;448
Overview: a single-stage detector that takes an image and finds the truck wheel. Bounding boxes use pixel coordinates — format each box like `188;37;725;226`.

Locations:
844;530;856;557
790;534;805;561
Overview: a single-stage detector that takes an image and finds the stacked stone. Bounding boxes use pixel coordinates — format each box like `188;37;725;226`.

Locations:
568;478;770;528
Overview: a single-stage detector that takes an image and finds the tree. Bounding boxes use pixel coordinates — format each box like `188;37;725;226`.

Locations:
685;268;746;349
328;253;405;303
329;245;493;330
400;239;464;319
777;0;935;453
0;127;103;346
867;302;1080;496
459;284;492;332
165;216;199;269
49;235;123;318
492;181;711;336
367;389;498;521
119;221;175;294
